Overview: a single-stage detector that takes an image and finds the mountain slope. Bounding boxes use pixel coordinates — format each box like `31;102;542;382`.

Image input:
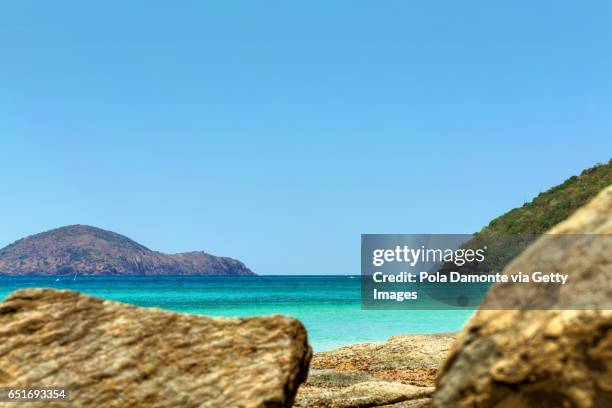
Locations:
483;159;612;234
0;225;255;276
438;159;612;277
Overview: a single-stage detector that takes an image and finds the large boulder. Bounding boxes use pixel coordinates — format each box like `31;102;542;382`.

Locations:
433;185;612;407
0;289;311;407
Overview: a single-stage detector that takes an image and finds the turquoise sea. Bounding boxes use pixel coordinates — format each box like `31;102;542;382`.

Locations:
0;275;473;351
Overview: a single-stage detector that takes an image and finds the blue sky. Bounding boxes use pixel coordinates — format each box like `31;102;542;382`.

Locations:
1;1;611;275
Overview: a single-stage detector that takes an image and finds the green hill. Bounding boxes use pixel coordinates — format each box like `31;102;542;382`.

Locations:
438;159;612;278
482;159;612;235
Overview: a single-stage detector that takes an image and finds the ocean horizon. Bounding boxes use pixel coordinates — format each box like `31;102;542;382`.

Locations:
0;275;473;351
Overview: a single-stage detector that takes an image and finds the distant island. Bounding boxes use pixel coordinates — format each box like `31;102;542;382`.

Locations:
0;225;255;276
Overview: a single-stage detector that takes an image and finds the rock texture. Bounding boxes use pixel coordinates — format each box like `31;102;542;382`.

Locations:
295;333;455;407
0;288;311;407
433;185;612;408
311;333;456;387
296;379;433;408
0;225;255;276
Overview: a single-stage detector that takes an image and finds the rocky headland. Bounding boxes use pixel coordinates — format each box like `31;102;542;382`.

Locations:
0;225;254;276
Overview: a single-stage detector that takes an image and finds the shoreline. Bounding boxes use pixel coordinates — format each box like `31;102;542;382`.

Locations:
0;275;473;352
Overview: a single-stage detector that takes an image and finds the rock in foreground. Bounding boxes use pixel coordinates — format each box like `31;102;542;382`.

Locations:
433;185;612;407
0;289;311;407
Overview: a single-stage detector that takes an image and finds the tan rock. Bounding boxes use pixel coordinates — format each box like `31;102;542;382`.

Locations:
0;288;311;408
311;333;456;387
295;381;433;408
433;185;612;408
295;334;454;407
379;399;431;407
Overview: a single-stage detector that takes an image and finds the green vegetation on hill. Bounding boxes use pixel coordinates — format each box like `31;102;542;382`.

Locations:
483;159;612;234
437;159;612;283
